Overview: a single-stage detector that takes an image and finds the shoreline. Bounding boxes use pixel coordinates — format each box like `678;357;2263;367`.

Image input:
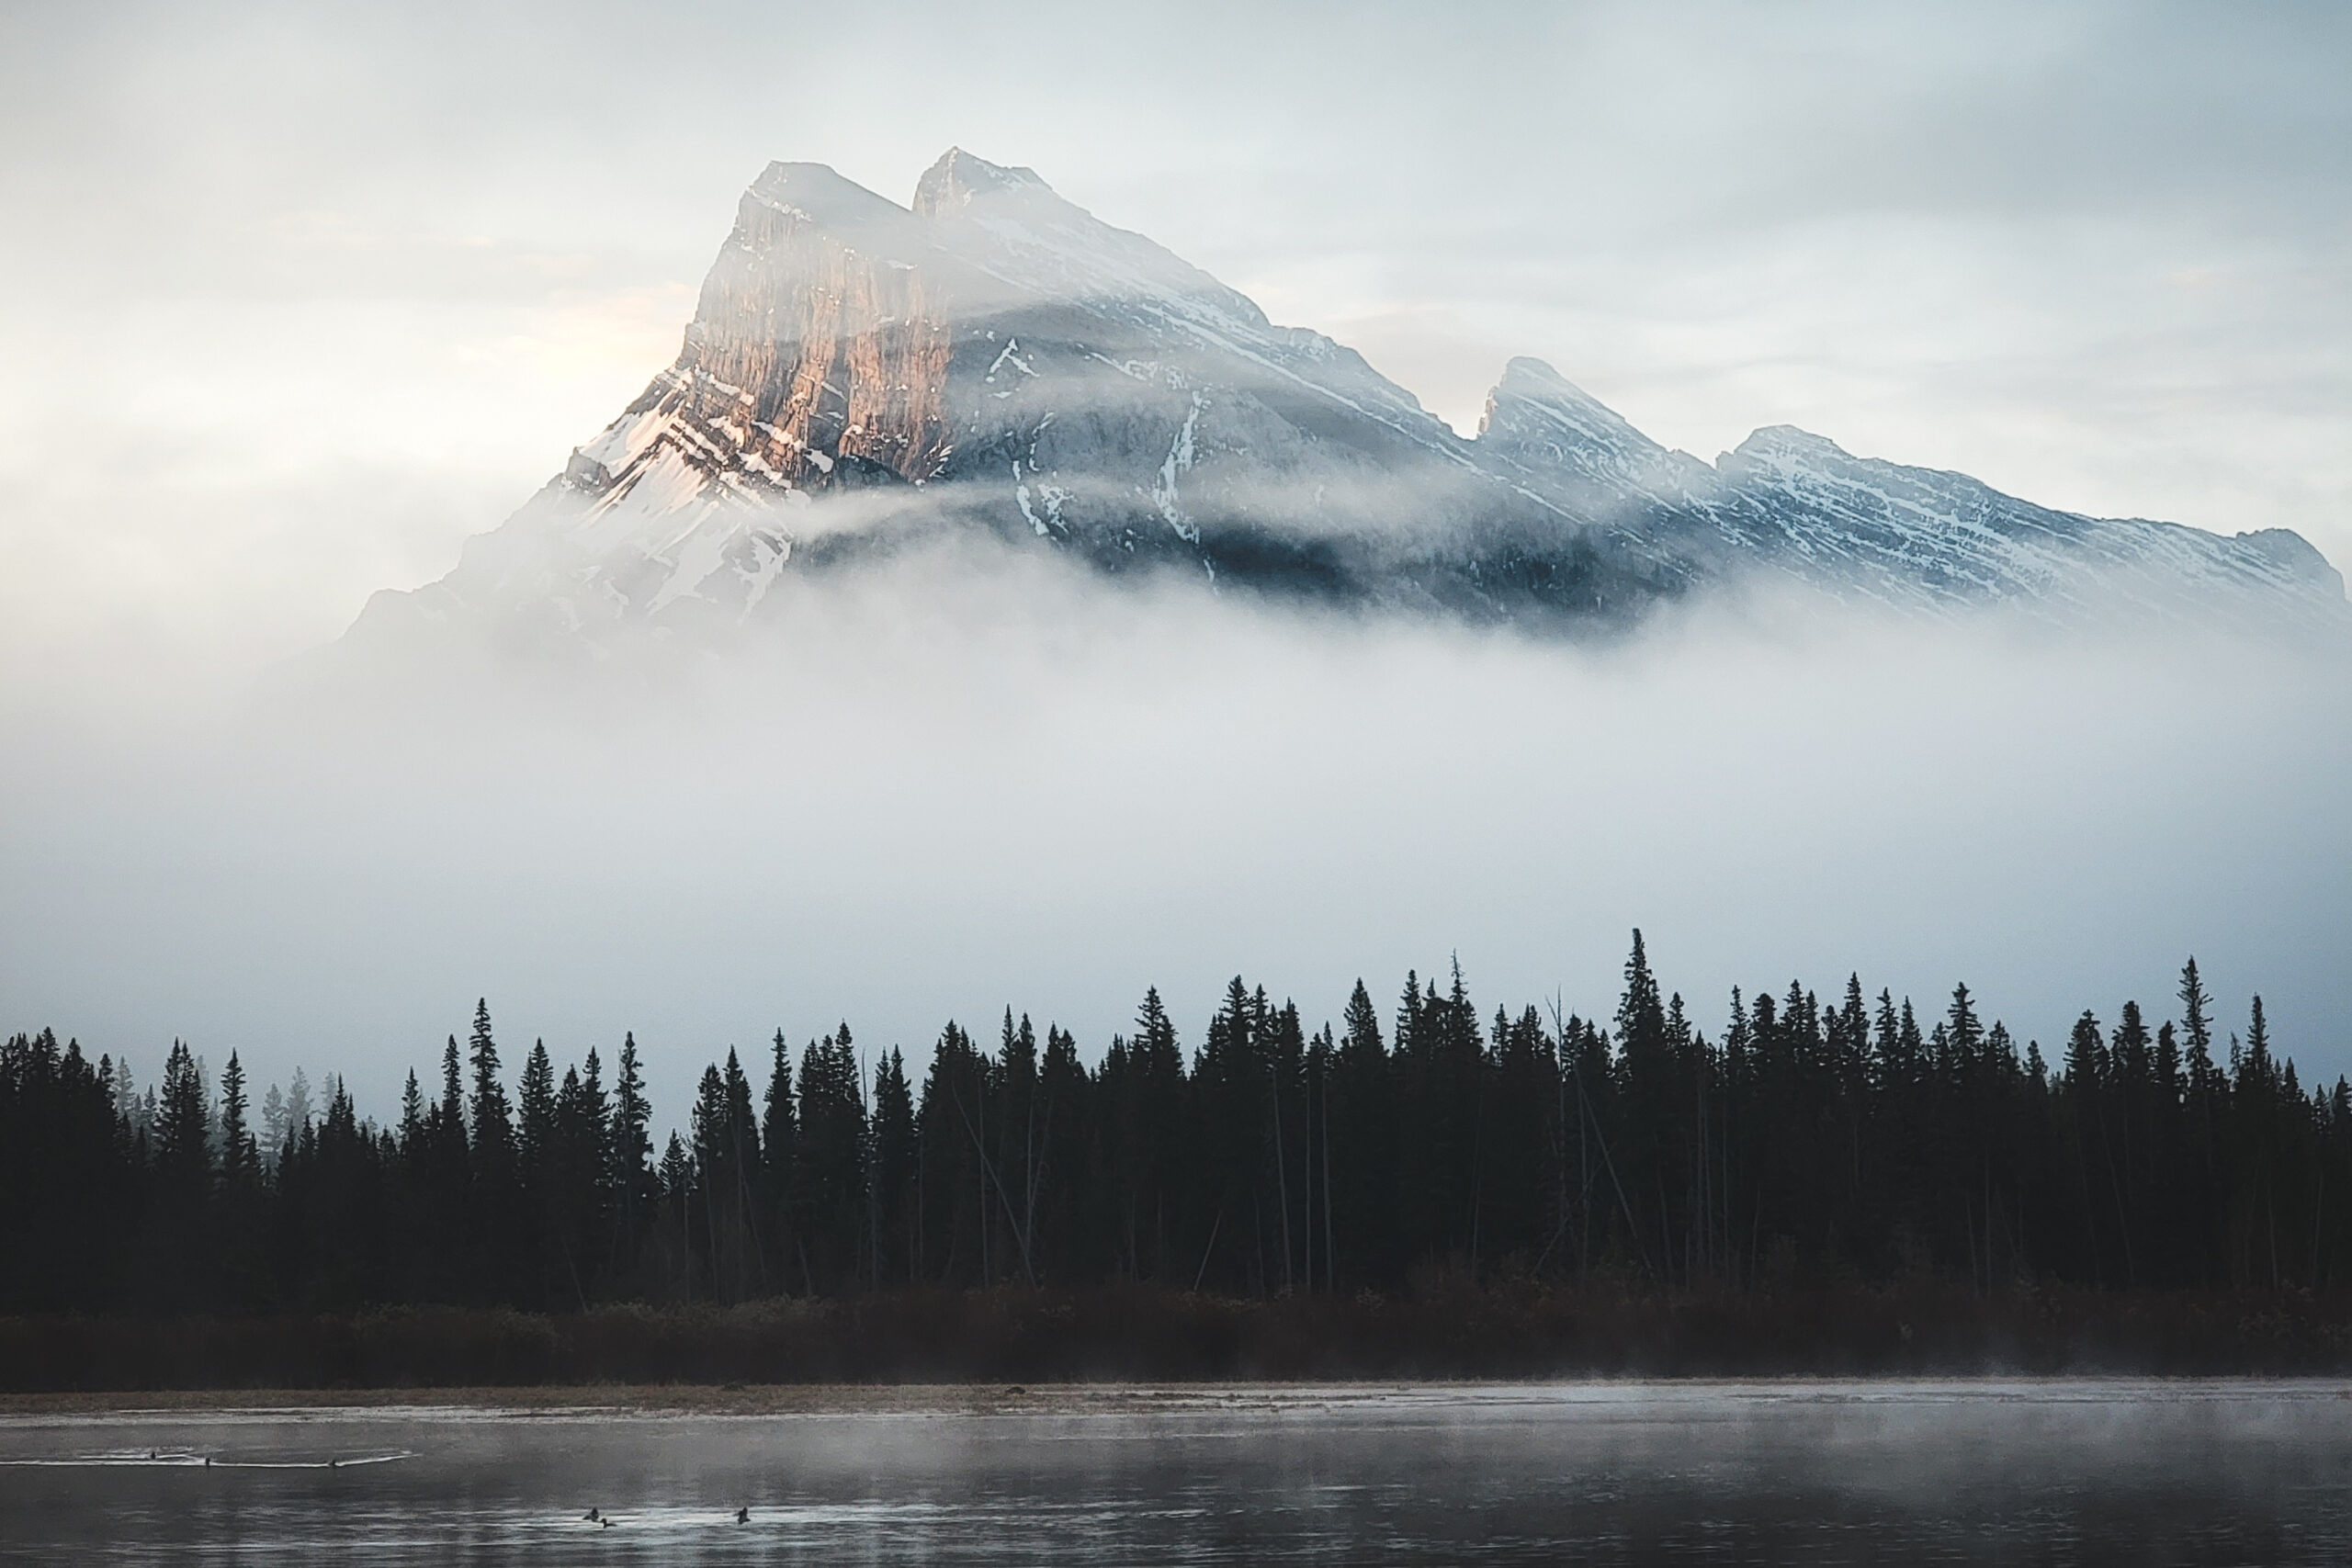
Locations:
10;1372;2352;1420
14;1286;2352;1394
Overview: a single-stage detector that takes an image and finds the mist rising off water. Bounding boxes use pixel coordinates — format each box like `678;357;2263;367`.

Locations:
4;1382;2350;1563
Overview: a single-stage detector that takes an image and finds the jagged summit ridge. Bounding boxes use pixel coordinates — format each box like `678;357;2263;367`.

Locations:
351;149;2346;646
745;160;910;226
913;146;1052;213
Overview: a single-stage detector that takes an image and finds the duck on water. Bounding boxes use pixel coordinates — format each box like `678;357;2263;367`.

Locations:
578;1506;750;1528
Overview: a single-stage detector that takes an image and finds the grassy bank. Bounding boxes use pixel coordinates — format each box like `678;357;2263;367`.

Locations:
6;1285;2352;1393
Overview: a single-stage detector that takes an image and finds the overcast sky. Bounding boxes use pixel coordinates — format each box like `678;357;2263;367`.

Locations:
1;0;2346;676
2;2;2347;1116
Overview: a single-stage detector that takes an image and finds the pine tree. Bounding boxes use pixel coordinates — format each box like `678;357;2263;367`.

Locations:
658;1128;694;1297
2245;995;2274;1089
1614;933;1681;1282
794;1030;869;1291
1946;984;1984;1061
574;1043;614;1242
516;1038;557;1191
2179;958;2216;1073
870;1047;918;1285
1114;987;1188;1284
437;1039;465;1136
1616;931;1667;1059
757;1030;797;1283
917;1021;990;1287
149;1040;213;1307
284;1066;314;1146
468;1001;514;1167
398;1069;425;1154
1036;1023;1087;1284
1329;977;1395;1289
720;1047;762;1296
154;1041;211;1192
613;1032;651;1213
261;1083;288;1168
217;1051;258;1190
465;1000;518;1295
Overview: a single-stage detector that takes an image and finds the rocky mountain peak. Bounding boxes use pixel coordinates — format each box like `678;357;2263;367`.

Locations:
745;160;911;227
912;147;1051;216
1491;355;1581;396
1474;355;1690;514
344;148;2347;653
2234;527;2347;594
906;146;1251;322
1719;424;1858;481
1480;358;1654;444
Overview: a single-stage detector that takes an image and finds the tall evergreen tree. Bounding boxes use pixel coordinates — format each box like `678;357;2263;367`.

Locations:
468;1002;514;1171
870;1047;918;1285
217;1051;258;1190
465;1001;518;1296
795;1028;868;1291
757;1030;797;1280
516;1038;557;1190
1328;978;1396;1288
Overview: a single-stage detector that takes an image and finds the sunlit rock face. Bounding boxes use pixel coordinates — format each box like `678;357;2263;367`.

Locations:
350;149;2346;649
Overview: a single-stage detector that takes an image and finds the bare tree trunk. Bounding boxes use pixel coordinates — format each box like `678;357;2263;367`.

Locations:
1192;1209;1223;1293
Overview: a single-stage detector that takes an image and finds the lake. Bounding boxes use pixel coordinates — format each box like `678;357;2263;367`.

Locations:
3;1381;2348;1563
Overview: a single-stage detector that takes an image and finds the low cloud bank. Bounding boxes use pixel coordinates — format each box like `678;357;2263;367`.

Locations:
4;547;2346;1128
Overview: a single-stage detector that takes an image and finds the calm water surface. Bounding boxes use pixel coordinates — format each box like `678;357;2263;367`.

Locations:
3;1381;2348;1564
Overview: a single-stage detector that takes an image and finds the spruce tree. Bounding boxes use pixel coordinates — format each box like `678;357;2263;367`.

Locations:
795;1030;870;1290
1329;977;1396;1288
284;1066;314;1146
1037;1023;1087;1284
517;1038;557;1191
217;1051;257;1190
573;1045;615;1262
438;1038;465;1139
261;1083;288;1168
690;1064;736;1300
758;1030;797;1280
154;1041;211;1193
870;1047;918;1284
149;1041;214;1307
468;1001;514;1167
398;1069;425;1154
613;1032;651;1206
1121;987;1188;1283
465;1000;518;1294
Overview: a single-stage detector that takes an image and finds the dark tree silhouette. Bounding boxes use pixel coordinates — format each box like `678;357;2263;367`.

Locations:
8;937;2348;1321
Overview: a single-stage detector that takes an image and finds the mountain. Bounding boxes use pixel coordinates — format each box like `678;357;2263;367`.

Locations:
350;149;2346;648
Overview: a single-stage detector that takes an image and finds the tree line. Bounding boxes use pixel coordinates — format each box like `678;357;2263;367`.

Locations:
2;936;2342;1314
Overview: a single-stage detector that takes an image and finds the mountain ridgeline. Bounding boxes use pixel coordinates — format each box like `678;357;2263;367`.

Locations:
349;149;2345;649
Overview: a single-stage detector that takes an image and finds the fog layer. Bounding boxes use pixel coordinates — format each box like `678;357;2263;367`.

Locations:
4;550;2345;1126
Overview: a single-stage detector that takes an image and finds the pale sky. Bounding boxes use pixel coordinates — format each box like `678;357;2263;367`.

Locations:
1;0;2346;679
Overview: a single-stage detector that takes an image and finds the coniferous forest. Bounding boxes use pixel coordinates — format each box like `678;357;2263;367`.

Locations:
6;936;2351;1383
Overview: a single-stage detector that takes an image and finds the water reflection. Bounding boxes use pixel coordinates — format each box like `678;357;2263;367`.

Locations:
2;1381;2346;1563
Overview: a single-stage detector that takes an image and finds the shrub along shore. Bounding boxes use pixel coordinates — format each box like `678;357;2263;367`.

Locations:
7;1284;2352;1393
